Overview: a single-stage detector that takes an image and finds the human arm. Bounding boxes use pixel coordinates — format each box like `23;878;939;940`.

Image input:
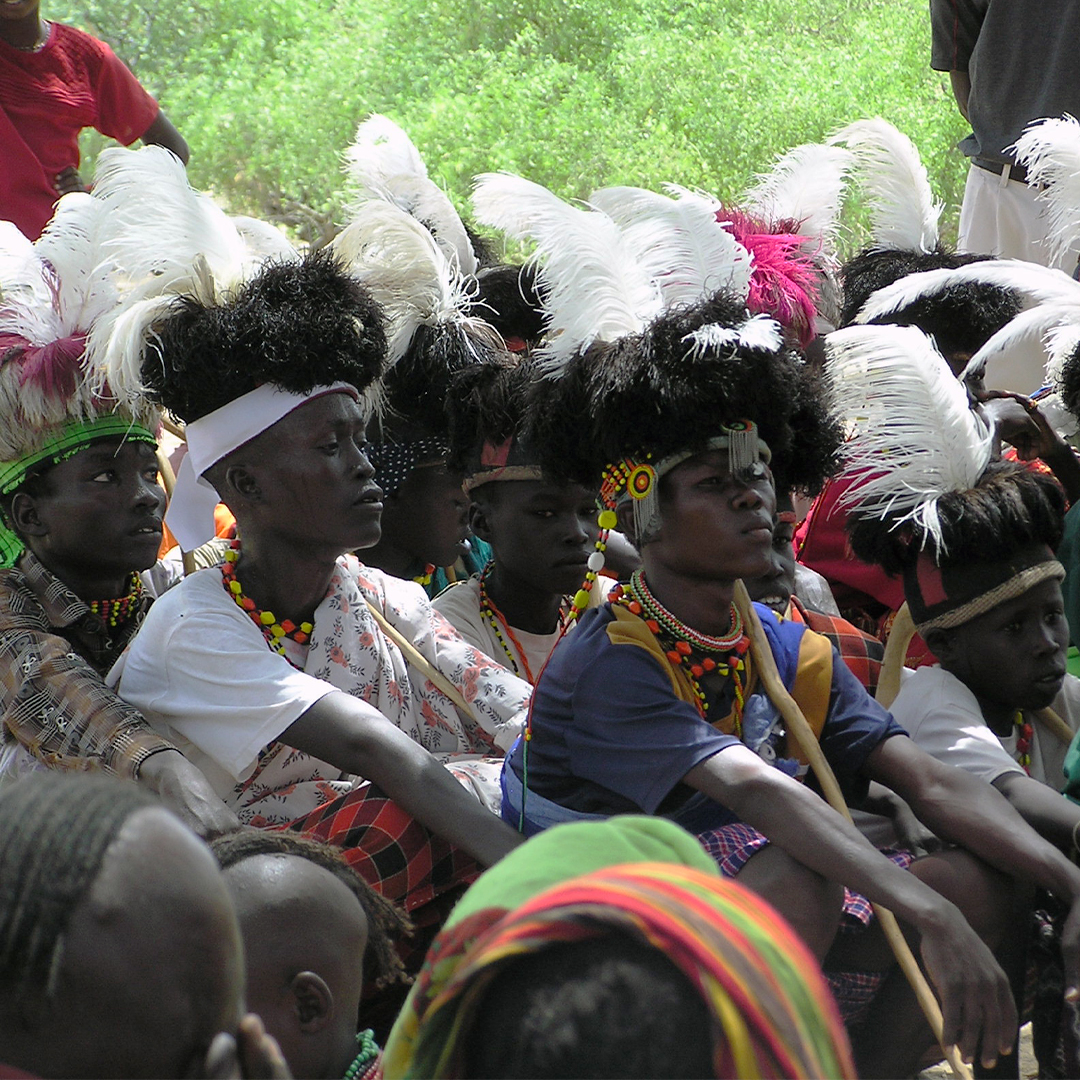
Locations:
929;0;983;120
993;770;1080;853
684;744;1016;1060
140;109;190;165
284;691;523;867
855;780;941;856
137;749;239;840
866;735;1080;993
950;70;972;122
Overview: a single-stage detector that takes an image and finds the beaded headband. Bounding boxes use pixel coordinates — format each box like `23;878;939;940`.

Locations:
565;424;771;621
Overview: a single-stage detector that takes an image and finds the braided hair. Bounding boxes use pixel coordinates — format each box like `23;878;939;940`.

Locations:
211;829;411;990
0;774;156;1001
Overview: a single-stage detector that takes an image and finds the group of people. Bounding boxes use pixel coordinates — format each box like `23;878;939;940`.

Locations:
7;4;1080;1079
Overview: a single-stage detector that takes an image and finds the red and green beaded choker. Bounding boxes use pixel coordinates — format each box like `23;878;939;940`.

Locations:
612;569;750;732
87;573;144;629
221;541;313;656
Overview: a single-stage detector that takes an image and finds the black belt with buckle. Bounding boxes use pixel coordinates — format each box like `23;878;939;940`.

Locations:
971;156;1030;185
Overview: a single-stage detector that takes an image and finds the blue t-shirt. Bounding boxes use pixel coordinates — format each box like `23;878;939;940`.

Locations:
505;602;905;832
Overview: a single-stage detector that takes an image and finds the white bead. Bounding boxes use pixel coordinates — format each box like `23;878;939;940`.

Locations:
587;551;606;572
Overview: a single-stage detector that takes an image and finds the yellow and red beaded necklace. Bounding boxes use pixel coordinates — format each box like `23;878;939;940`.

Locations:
1014;711;1033;774
612;570;750;734
220;541;313;656
87;573;144;629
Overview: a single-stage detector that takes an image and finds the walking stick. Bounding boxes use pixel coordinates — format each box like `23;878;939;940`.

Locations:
732;581;973;1080
876;602;915;709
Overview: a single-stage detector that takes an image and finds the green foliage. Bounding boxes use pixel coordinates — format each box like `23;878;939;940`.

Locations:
51;0;972;250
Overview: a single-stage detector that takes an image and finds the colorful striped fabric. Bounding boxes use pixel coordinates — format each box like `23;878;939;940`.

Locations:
386;859;855;1079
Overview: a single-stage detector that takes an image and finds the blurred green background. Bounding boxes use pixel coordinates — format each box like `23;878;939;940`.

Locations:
53;0;971;250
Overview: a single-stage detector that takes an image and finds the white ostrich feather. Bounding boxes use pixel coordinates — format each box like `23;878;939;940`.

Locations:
0;220;58;346
958;301;1080;385
92;146;248;299
231;215;299;265
743;142;854;256
830;119;940;252
472;172;662;371
1046;320;1080;392
855;258;1080;328
344;115;477;276
1013;116;1080;266
681;315;783;360
588;184;753;309
827;323;992;552
332;200;484;368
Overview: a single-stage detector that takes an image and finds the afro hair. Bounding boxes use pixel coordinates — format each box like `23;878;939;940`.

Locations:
839;247;1021;360
524;289;842;497
445;357;533;476
471;264;548;348
140;250;387;423
847;460;1066;577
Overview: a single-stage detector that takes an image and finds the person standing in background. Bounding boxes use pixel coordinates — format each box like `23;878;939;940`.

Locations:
0;0;189;239
930;0;1080;273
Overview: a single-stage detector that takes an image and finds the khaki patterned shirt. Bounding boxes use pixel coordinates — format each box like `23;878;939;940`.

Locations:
0;552;174;778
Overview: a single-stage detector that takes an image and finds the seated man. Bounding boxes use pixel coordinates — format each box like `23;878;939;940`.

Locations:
213;829;411;1079
0;773;285;1079
0;210;234;838
114;251;526;935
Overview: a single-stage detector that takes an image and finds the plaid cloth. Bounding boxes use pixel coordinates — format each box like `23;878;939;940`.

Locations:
0;551;174;779
280;778;481;913
788;596;884;696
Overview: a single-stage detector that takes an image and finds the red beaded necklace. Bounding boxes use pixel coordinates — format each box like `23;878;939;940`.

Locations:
478;562;568;685
87;573;143;629
220;541;313;656
1014;711;1033;775
612;570;750;734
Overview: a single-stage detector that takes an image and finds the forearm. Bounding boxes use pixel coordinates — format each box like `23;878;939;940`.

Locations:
950;70;971;122
1043;443;1080;505
896;756;1080;901
993;772;1080;854
285;693;521;866
686;752;962;934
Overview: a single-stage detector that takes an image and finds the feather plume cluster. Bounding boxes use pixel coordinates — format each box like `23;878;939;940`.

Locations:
830;119;941;253
0;203;158;460
344;114;477;277
1013;116;1080;267
743;142;854;259
472;172;663;374
86;146;298;407
588;184;752;311
827;323;992;555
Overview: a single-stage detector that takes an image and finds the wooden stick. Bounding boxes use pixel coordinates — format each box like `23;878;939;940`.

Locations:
1035;705;1076;748
364;600;478;723
154;447;197;578
732;581;972;1080
876;602;916;709
161;414;186;441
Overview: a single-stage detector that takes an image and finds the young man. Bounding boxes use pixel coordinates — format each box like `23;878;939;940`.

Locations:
0;774;285;1079
115;252;526;929
433;361;609;683
0;0;189;240
0;209;235;839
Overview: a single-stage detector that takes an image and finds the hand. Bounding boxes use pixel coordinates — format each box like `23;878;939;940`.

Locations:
54;166;88;196
917;908;1017;1068
202;1015;291;1079
138;749;240;840
890;802;942;859
979;391;1068;462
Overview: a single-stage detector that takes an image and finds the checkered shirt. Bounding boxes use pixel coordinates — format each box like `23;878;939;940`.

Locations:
789;596;884;696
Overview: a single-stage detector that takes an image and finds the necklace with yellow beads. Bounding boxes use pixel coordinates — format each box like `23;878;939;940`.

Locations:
220;541;313;656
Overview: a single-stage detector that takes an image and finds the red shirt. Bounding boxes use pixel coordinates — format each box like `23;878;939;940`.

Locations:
0;21;158;239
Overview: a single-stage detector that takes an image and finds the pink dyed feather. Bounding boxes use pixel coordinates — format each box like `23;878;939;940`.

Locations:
10;334;87;402
719;208;820;348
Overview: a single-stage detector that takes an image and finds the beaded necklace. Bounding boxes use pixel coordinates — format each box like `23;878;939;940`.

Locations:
477;561;568;685
87;573;144;629
342;1029;379;1080
612;569;749;734
413;563;436;588
220;541;313;656
1014;710;1033;775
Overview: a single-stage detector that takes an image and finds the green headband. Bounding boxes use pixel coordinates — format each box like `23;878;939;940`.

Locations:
0;416;158;568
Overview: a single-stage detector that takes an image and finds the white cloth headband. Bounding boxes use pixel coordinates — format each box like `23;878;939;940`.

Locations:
165;381;358;550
